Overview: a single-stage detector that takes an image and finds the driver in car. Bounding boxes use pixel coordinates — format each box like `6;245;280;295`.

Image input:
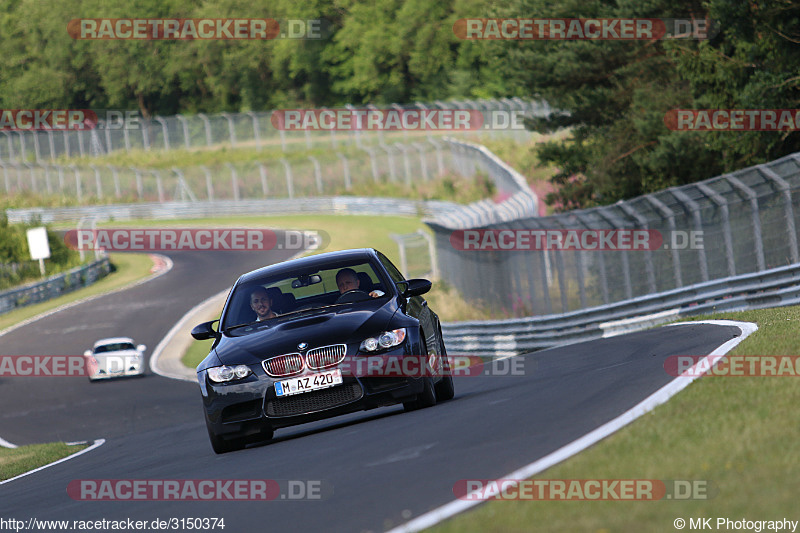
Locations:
250;287;278;321
336;268;384;298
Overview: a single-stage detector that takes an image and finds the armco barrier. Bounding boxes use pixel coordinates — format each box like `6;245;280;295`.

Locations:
6;197;465;224
0;257;111;316
442;261;800;356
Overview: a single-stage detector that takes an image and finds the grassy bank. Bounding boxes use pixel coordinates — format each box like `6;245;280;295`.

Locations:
431;307;799;532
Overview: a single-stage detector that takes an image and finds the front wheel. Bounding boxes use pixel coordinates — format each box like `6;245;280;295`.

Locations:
403;336;437;411
434;335;455;401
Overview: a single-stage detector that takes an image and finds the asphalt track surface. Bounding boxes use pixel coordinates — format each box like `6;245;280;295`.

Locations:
0;246;744;532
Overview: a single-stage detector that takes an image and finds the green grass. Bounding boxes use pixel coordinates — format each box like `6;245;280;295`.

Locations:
431;306;800;533
0;442;89;481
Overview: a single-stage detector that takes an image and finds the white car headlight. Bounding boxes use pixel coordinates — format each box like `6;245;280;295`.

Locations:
208;365;252;383
359;328;406;353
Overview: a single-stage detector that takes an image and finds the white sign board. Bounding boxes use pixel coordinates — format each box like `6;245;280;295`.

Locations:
26;227;51;260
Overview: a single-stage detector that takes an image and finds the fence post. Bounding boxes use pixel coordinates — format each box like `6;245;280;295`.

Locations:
130;167;144;199
43;163;52;193
616;202;658;294
338;153;351;190
154;117;170;150
247;112;262;151
0;162;9;193
397;143;413;186
70;164;82;202
176;114;191;150
309;156;323;194
197;113;213;147
89;164;103;199
225;163;240;201
725;175;766;271
47;131;56;162
17;131;27;161
201;165;214;201
427;138;445;176
151;169;164;202
671;188;709;283
645;195;683;288
758;165;799;264
380;144;397;182
259;163;269;197
107;165;121;198
696;182;736;277
172;167;197;202
222;112;236;147
412;142;428;181
280;158;294;198
597;207;633;300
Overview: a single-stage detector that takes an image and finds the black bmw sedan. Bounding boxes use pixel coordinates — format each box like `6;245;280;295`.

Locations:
191;248;454;453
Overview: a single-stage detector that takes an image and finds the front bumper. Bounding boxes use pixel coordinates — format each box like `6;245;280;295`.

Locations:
200;346;431;436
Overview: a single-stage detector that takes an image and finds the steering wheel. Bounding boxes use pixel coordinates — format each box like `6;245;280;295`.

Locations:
335;289;370;303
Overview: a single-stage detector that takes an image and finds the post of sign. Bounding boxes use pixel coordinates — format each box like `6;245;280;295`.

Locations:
26;227;50;277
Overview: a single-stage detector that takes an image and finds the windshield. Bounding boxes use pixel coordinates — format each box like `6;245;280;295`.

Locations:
94;342;136;353
221;260;388;330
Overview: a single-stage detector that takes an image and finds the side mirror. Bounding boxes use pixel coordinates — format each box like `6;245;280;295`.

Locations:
137;344;146;352
398;278;432;298
84;350;93;357
191;320;219;341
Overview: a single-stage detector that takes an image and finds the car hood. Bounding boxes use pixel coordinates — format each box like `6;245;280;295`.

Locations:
210;299;398;367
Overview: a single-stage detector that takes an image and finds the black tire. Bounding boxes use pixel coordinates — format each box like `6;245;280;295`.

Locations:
404;335;437;411
434;331;455;401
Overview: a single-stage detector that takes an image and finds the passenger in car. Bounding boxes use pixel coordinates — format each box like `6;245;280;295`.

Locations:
250;287;278;321
335;268;384;298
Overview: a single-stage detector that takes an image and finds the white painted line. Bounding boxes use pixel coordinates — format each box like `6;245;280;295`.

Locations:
0;439;106;486
0;436;18;449
149;288;230;383
386;320;757;533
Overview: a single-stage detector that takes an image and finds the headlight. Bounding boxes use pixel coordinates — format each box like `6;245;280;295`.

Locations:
207;365;253;383
360;328;406;353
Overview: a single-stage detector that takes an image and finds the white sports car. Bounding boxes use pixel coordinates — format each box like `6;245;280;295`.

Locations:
84;337;146;381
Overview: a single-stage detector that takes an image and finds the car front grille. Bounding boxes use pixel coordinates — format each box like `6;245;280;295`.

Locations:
262;353;304;377
306;344;346;370
265;383;363;417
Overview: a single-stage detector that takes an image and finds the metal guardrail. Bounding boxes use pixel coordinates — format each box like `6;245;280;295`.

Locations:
442;261;800;356
0;257;111;316
6;197;465;224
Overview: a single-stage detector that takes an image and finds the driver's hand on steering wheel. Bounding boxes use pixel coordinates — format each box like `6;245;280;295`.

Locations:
369;290;385;298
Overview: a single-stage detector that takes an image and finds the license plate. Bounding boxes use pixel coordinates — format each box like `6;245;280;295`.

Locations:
274;369;343;397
